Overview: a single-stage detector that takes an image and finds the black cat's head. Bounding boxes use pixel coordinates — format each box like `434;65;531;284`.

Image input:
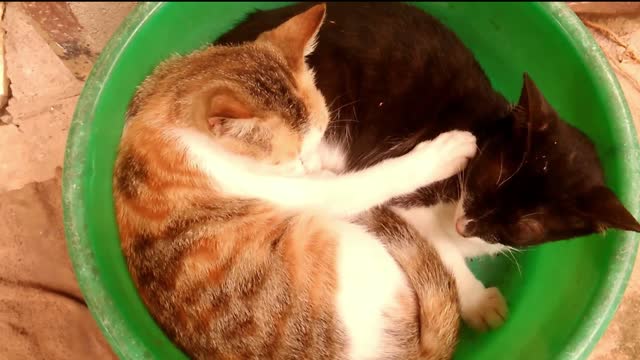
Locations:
456;73;640;247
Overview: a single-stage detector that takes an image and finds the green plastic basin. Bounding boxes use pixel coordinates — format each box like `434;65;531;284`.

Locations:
63;2;640;359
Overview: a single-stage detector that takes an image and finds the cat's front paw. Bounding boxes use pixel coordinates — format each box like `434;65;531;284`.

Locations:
461;287;508;332
410;131;477;183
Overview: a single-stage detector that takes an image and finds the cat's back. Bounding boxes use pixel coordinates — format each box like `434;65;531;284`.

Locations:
218;2;509;167
220;2;484;100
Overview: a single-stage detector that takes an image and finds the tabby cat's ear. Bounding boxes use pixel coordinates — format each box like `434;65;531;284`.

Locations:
194;89;255;132
257;3;326;70
208;92;253;119
515;73;555;132
577;186;640;232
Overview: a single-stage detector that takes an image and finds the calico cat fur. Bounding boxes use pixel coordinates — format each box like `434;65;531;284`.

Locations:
114;4;478;359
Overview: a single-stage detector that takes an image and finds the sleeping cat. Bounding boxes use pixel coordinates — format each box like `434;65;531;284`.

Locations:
114;4;478;359
217;2;640;331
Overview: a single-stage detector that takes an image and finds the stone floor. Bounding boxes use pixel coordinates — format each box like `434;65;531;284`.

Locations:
0;2;637;359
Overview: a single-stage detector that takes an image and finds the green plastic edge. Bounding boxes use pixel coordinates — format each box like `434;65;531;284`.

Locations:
544;3;640;358
61;2;640;360
62;3;164;359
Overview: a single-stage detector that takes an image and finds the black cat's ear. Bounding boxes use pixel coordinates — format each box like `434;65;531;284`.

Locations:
257;3;326;70
516;73;555;132
577;186;640;232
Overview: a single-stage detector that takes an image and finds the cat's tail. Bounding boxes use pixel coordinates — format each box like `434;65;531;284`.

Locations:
410;263;460;360
358;207;460;360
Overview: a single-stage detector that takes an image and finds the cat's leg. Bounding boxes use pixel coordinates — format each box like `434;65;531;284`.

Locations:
178;129;477;218
271;130;476;218
331;216;458;360
329;219;418;359
430;239;507;332
393;205;508;332
356;206;460;359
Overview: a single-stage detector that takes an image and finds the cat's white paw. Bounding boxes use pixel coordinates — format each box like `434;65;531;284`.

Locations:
461;287;508;332
408;130;477;183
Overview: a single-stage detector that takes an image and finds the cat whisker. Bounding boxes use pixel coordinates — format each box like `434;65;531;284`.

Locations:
457;171;464;200
331;118;359;124
326;120;356;131
497;152;526;188
344;124;353;146
326;98;357;143
520;211;543;219
329;100;360;118
498;119;534;188
474;208;496;221
356;135;410;167
326;95;343;114
495;151;504;186
502;246;522;276
326;118;358;144
465;140;489;179
506;246;523;253
330;97;358;110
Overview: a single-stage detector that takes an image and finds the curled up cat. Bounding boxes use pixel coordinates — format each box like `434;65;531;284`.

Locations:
217;2;640;332
113;4;478;359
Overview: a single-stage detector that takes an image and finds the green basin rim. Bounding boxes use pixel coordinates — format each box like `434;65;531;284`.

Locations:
62;2;640;359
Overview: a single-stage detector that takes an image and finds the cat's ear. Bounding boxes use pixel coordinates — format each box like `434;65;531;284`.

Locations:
515;73;555;132
208;92;254;123
257;3;326;70
194;89;255;133
576;186;640;232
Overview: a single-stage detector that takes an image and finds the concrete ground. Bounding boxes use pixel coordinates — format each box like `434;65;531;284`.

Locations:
0;2;637;359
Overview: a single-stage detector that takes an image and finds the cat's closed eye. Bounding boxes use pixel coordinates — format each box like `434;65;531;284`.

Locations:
207;116;228;130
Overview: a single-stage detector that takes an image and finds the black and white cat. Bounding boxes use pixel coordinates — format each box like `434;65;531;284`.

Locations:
216;2;640;331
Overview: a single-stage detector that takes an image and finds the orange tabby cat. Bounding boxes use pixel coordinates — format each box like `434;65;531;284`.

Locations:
113;4;478;359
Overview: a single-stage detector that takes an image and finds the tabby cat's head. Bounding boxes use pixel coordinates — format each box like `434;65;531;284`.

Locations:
455;74;640;247
190;4;329;173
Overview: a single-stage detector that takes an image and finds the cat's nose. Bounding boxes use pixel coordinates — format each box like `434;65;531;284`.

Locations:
455;218;470;237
